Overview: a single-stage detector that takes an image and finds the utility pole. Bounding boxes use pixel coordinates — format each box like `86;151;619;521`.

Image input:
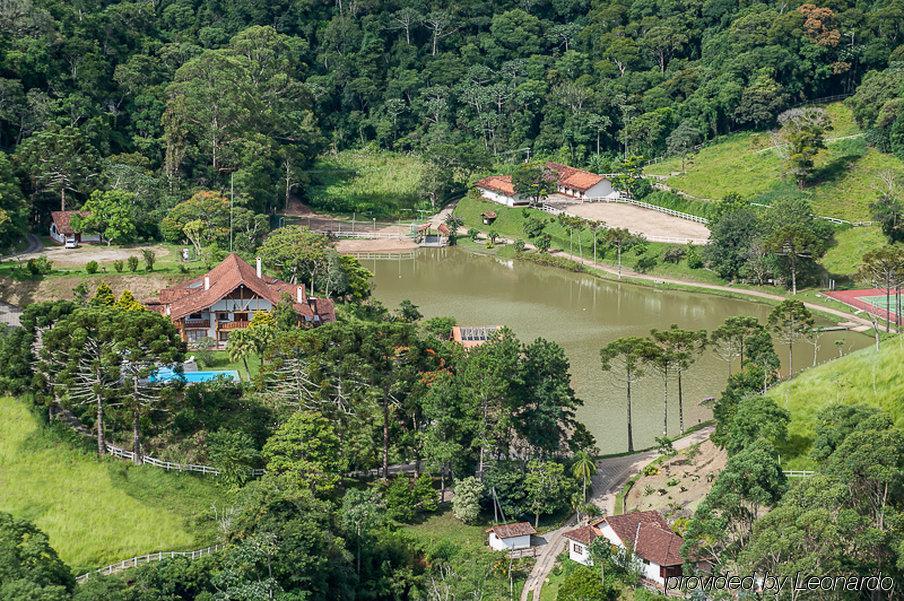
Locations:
229;172;234;253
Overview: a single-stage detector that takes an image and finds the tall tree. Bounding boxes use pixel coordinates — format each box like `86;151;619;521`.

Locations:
600;337;657;452
767;299;815;377
761;197;832;294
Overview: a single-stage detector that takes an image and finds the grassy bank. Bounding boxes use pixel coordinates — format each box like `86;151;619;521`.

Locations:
645;102;904;222
768;338;904;469
307;149;428;219
0;397;228;572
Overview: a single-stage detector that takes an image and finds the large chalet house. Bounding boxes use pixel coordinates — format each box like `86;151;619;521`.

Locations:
564;511;685;588
475;162;615;207
147;254;335;347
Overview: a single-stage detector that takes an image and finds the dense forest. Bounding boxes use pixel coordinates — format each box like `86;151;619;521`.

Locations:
1;0;904;250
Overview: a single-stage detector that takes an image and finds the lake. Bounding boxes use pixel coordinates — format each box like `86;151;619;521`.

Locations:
368;248;869;453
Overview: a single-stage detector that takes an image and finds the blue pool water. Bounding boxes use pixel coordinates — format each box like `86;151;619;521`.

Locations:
149;367;241;384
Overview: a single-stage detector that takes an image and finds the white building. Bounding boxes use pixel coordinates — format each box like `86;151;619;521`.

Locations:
474;175;529;207
563;511;685;586
486;522;536;551
49;211;102;246
546;162;614;200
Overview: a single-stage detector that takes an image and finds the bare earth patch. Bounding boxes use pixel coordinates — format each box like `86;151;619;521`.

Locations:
562;201;711;245
17;243;172;268
0;274;184;306
625;439;726;520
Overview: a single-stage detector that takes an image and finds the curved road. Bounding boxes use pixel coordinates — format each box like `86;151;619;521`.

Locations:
519;426;714;601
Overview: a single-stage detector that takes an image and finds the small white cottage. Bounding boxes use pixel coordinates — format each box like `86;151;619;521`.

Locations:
563;511;685;586
486;522;536;551
474;175;529;207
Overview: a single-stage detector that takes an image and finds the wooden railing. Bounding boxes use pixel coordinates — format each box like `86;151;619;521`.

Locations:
783;470;815;478
76;544;225;583
584;192;710;225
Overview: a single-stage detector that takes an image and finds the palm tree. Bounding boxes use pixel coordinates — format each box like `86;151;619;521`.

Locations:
572;450;596;502
228;329;255;378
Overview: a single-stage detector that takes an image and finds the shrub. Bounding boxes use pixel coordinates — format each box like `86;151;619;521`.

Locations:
26;257;53;275
206;429;259;488
514;239;526;252
634;254;658;273
127;256;139;272
686;245;703;269
112;259;124;272
141;249;156;271
452;476;484;524
85;260;98;274
468;228;479;240
662;247;686;263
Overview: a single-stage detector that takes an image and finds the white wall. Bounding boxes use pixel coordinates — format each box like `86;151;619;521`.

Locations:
478;188;528;207
642;560;664;584
584;179;613;198
488;533;531;551
567;541;593;566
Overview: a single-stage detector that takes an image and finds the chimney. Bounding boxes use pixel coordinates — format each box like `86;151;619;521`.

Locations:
297;286;304;303
256;257;262;278
165;305;170;316
204;276;210;290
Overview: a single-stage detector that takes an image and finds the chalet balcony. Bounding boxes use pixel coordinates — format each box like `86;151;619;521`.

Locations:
218;320;250;331
183;319;211;329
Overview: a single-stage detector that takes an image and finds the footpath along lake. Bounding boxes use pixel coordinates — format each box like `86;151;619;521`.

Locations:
368;248;870;453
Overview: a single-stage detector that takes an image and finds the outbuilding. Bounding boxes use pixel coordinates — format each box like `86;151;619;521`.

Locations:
487;522;536;551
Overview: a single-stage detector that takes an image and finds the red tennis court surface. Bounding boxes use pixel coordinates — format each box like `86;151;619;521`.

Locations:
823;288;900;320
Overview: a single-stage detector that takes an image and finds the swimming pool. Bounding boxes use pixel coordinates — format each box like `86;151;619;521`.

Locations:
149;367;241;384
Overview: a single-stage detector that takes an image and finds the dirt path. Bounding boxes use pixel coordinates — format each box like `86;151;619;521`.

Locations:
558;251;874;330
520;427;714;601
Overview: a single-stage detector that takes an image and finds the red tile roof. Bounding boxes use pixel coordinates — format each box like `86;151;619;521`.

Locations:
475;175;516;196
545;162;606;192
602;511;670;544
487;522;536;539
50;211;90;236
634;522;684;567
564;524;602;545
151;254;335;324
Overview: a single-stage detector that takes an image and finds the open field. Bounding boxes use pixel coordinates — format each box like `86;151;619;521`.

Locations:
768;338;904;469
645;102;904;222
306;149;429;219
0;397;228;572
563;200;710;244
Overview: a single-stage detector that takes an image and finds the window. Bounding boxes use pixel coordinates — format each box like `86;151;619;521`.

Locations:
189;312;203;320
216;312;229;321
185;329;208;343
573;543;584;554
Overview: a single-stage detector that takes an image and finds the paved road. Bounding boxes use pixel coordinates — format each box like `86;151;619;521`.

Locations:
1;233;42;261
520;426;715;601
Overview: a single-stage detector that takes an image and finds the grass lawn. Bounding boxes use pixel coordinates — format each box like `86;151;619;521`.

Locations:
820;225;886;276
645;102;904;222
307;149;429;219
404;510;490;554
0;397;229;573
768;337;904;469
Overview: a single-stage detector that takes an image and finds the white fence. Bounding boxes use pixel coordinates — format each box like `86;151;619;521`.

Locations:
585;192;710;225
783;470;815;478
76;545;225;583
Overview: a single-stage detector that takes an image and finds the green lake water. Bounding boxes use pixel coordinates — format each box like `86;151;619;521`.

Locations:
368;248;870;453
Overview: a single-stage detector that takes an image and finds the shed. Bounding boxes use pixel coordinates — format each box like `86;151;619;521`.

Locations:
487;522;536;551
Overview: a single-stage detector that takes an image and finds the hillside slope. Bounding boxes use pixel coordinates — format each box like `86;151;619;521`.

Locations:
0;397;227;572
768;339;904;469
645;102;903;223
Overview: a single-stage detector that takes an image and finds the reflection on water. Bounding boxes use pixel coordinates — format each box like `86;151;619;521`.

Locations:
369;248;870;453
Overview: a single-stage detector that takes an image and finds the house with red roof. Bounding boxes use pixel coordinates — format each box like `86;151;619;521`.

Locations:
474;163;614;207
147;254;335;348
545;162;614;200
49;211;101;246
563;511;685;586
